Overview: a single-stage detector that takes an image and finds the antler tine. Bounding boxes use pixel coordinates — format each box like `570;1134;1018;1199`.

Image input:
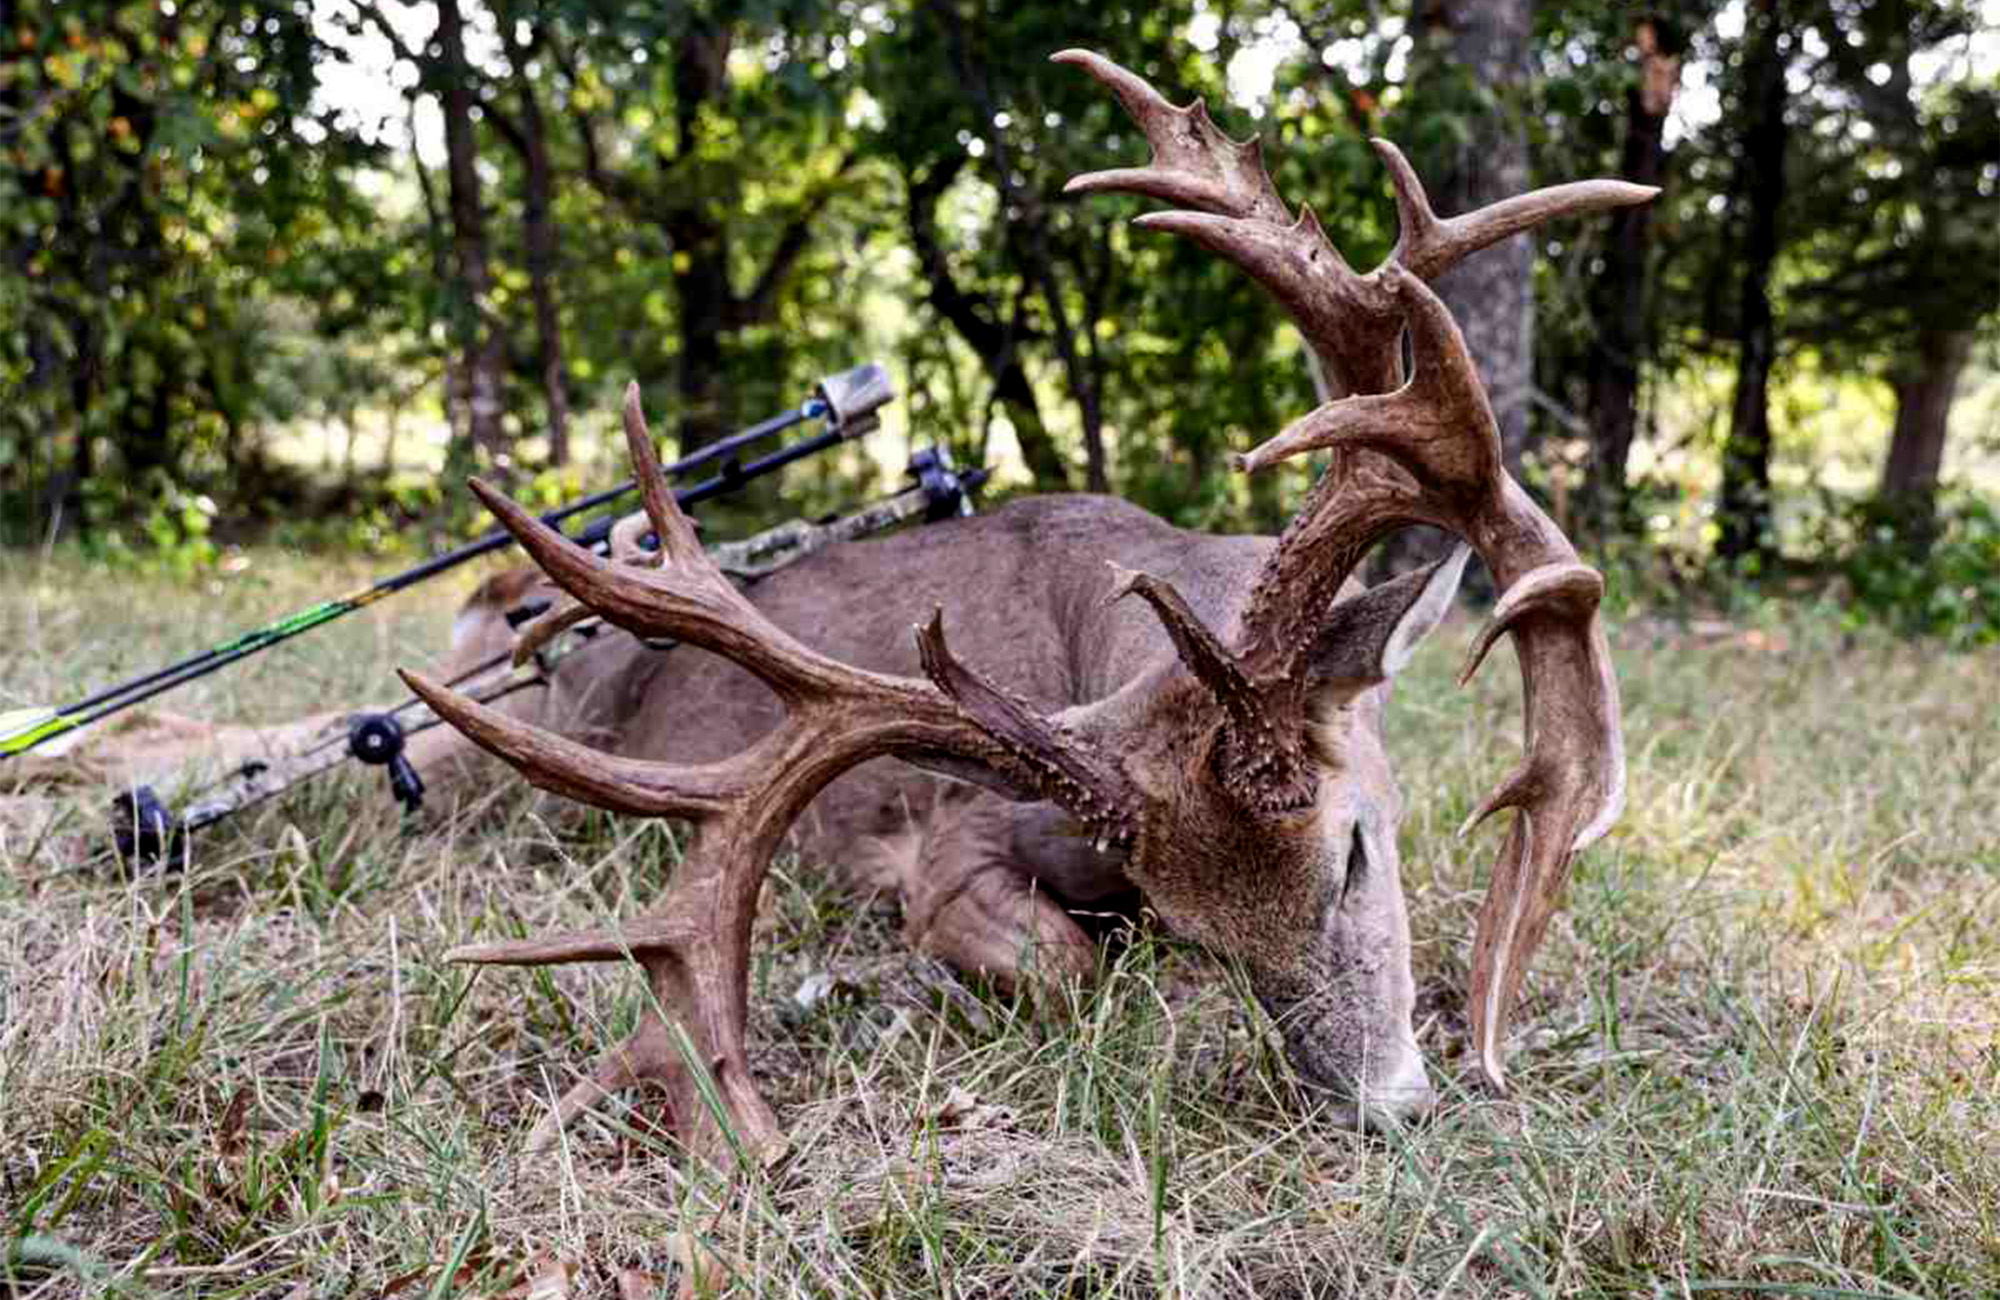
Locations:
1058;52;1657;400
466;474;839;710
1373;139;1659;283
513;512;659;668
402;668;738;818
1457;599;1625;1090
1056;50;1406;395
915;611;1141;847
1233;268;1502;491
1136;205;1406;397
1103;563;1313;806
1053;49;1292;226
620;381;703;565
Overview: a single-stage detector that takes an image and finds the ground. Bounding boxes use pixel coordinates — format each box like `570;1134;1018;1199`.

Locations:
1;544;1996;1298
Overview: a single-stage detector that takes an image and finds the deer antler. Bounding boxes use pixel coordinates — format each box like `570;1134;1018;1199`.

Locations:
1056;49;1653;400
405;385;1134;1162
1057;50;1633;1090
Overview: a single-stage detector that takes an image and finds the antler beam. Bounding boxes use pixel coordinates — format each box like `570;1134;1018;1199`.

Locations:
1058;51;1632;1089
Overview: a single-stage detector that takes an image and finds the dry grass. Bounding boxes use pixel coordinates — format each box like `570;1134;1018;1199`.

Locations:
2;545;1997;1298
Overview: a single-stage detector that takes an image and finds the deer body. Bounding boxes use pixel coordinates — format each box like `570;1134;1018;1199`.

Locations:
406;49;1638;1164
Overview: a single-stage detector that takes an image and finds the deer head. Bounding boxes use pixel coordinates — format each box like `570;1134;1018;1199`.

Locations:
401;51;1637;1162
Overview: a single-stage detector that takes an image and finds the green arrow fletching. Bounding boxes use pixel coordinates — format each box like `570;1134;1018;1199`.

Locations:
0;707;78;756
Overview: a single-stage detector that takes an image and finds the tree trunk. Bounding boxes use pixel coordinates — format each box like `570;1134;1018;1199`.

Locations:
662;20;734;452
1878;327;1974;546
42;120;96;539
1716;0;1788;566
1584;17;1680;531
1418;0;1536;474
671;224;732;452
990;354;1069;488
504;25;570;466
1072;233;1117;495
434;0;508;470
1027;265;1108;493
49;314;95;540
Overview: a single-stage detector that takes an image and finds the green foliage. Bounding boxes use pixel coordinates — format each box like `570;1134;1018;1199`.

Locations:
1818;490;2000;648
0;0;1991;650
0;0;381;545
130;477;221;579
1778;0;1999;361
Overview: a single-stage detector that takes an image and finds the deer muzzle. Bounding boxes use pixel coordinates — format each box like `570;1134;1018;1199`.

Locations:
1258;979;1435;1130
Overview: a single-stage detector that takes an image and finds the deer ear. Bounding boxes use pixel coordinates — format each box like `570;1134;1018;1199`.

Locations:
1303;544;1471;691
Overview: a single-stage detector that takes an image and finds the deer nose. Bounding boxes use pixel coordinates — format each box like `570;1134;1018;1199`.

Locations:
1360;1048;1436;1130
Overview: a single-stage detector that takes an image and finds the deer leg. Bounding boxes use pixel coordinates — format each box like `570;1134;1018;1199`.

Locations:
892;796;1098;996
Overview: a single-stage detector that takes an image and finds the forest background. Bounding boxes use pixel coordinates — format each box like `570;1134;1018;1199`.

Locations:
3;0;1996;642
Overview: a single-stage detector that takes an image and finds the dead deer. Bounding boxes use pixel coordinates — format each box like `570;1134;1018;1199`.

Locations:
402;50;1642;1164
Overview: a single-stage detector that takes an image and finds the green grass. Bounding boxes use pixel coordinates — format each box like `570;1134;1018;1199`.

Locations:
2;545;1997;1298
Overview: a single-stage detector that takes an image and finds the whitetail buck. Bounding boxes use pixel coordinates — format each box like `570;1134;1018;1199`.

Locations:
403;50;1640;1164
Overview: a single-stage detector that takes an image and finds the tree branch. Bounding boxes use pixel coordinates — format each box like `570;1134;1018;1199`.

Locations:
905;155;1010;357
728;154;856;328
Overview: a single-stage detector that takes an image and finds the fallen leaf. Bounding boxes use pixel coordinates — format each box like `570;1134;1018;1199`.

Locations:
668;1230;735;1299
494;1252;578;1300
1741;629;1788;654
377;1248;494;1299
216;1084;253;1162
929;1085;1014;1131
792;971;861;1012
